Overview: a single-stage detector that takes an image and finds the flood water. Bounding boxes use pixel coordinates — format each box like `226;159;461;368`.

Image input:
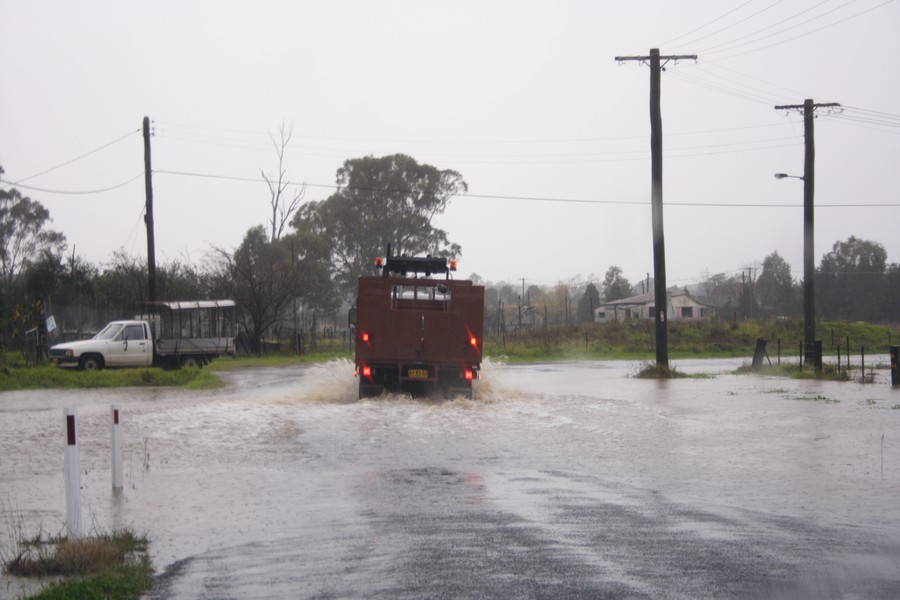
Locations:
2;359;899;599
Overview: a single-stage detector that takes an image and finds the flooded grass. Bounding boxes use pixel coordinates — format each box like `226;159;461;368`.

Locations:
632;362;688;379
1;525;151;600
735;362;852;381
0;364;222;392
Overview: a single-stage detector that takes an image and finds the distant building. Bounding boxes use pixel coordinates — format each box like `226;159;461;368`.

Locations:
595;290;714;323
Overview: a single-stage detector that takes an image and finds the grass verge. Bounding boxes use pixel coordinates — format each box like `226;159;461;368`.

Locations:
3;528;152;600
0;343;352;391
0;363;223;392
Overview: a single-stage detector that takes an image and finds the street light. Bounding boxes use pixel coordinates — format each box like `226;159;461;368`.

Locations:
774;173;804;180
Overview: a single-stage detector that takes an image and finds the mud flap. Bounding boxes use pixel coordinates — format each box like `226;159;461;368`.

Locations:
359;383;383;399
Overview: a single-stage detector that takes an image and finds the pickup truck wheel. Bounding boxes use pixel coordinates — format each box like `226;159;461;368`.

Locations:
79;355;104;371
180;356;202;368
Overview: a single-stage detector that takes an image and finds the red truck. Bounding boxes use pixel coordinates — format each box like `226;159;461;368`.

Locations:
353;254;484;399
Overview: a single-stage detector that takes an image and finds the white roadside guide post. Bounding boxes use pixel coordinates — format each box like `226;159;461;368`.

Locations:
111;405;124;490
64;408;83;538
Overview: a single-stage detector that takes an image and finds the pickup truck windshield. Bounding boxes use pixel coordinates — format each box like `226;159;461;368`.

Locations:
94;323;123;341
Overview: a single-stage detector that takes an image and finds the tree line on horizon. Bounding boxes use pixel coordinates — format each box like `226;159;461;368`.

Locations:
480;240;899;333
2;158;898;356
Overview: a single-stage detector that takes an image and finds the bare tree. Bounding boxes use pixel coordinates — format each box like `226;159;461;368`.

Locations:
260;123;306;242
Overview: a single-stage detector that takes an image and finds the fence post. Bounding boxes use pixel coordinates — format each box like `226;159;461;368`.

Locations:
891;346;899;386
64;408;83;538
751;338;767;371
861;346;865;381
111;405;123;490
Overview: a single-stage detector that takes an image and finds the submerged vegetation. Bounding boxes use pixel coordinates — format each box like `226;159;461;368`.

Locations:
484;319;897;363
633;362;689;379
1;526;151;600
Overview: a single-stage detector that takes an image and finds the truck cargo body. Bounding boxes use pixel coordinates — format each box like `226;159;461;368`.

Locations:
355;272;484;399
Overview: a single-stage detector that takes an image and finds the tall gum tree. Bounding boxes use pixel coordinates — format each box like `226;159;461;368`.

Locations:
0;184;66;285
292;154;466;301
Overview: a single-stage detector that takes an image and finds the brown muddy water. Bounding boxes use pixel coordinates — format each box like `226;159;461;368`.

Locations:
2;358;899;599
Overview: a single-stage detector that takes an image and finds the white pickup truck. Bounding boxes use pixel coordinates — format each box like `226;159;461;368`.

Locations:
49;300;236;370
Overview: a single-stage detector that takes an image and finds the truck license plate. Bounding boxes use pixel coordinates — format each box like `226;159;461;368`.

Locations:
408;368;429;379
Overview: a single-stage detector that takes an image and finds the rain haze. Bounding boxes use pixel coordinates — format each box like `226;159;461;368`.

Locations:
1;0;899;286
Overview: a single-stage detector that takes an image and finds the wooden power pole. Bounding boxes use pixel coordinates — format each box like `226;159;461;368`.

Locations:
774;99;840;364
615;49;696;370
142;116;157;304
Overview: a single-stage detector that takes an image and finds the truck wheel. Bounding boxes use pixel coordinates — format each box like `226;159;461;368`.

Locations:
79;355;104;371
180;356;202;368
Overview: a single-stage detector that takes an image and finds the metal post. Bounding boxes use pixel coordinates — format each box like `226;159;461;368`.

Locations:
64;408;83;538
111;405;123;490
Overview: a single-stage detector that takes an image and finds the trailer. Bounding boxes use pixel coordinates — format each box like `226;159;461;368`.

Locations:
353;255;484;399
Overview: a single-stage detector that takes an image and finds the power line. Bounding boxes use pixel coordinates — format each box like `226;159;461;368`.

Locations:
710;0;895;61
155;119;795;146
152;168;900;208
668;0;789;50
698;0;848;54
0;173;144;195
660;0;757;47
154;127;803;165
843;105;900;120
9;129;141;185
667;70;782;107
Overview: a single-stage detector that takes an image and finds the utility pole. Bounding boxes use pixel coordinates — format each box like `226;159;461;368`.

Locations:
746;267;753;319
142;116;157;304
615;48;697;370
774;99;840;364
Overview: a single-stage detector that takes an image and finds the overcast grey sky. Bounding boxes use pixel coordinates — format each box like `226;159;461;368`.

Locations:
2;0;898;288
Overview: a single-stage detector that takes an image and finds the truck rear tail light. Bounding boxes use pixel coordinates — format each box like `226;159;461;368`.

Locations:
469;336;478;348
362;366;372;378
464;369;474;381
361;332;370;343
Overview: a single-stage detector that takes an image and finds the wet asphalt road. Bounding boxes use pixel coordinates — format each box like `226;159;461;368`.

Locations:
2;359;899;598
